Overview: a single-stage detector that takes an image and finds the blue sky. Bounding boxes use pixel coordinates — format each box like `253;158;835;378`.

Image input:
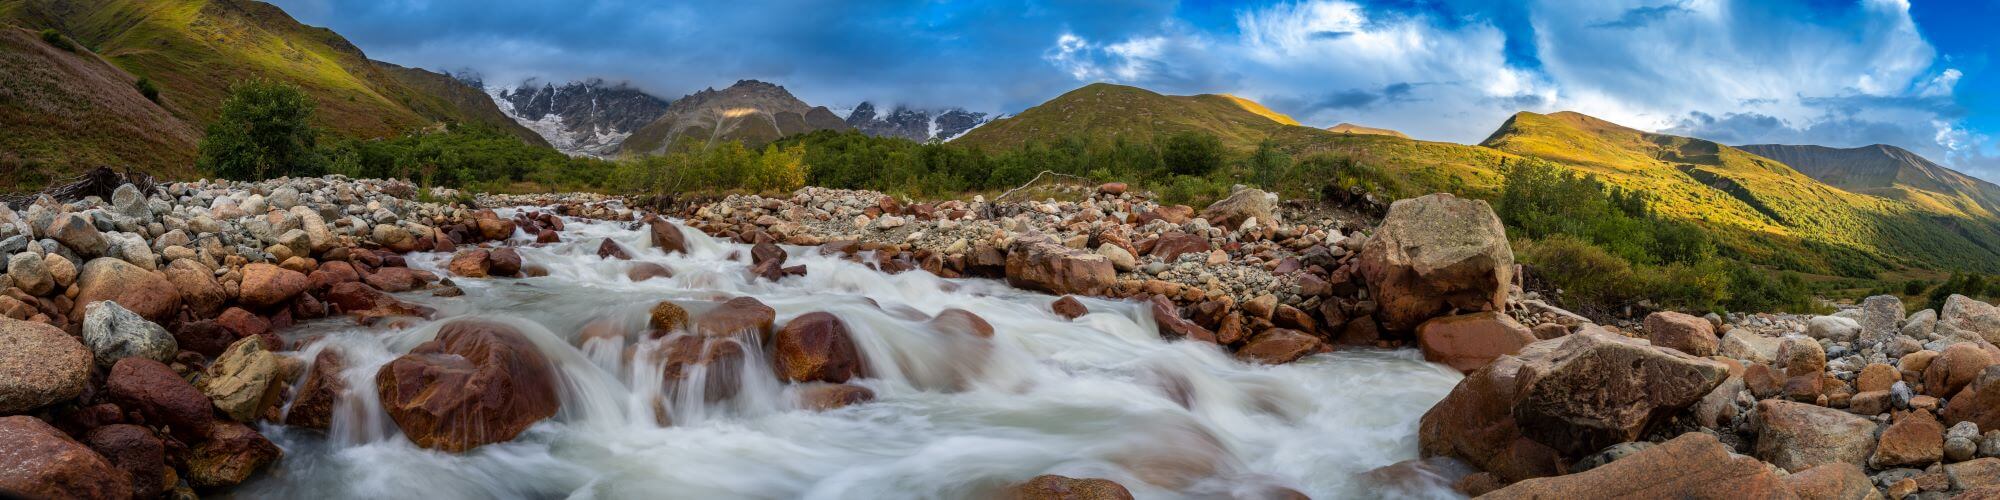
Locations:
272;0;1999;179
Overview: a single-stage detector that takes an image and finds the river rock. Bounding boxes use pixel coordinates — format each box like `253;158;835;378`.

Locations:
1006;235;1116;297
375;319;560;452
106;358;215;441
1905;309;1938;339
46;213;107;257
164;259;227;317
931;308;995;339
81;300;177;369
0;415;132;500
489;247;523;277
1807;315;1862;342
1198;187;1275;231
1235;328;1322;365
186;420;280;488
1149;296;1215;343
73;257;181;323
649;218;689;255
1926;343;1993;397
449;249;493;278
1941;295;2000;343
1777;336;1826;378
1051;296;1087;320
83;424;165;499
7;252;53;296
285;349;347;430
1357;193;1513;332
1780;462;1877;500
1096;243;1136;272
1149;232;1210;261
0;317;91;413
197;337;284;422
1010;475;1135;500
1862;295;1906;346
239;263;308;308
1416;311;1535;373
649;301;690;332
1479;432;1788;500
794;382;875;411
1872;410;1945;468
1755;399;1877;471
772;312;863;383
1719;330;1781;365
1645;311;1717;357
1943;366;2000;430
1947;457;2000;491
596;238;633;260
695;297;777;343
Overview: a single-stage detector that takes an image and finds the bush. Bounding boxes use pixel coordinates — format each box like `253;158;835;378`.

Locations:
1517;235;1638;316
39;29;74;52
197;79;324;181
135;77;160;103
1159;131;1224;176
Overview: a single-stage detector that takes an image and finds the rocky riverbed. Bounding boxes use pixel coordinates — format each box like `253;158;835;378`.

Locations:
1;175;1998;498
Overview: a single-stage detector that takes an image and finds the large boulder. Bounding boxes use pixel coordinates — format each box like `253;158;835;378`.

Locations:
1925;342;1993;398
1871;410;1944;469
1754;399;1878;472
196;337;285;422
1416;311;1536;373
81;300;177;370
1943;366;2000;430
73;257;181;323
375;320;560;452
1357;193;1513;332
0;317;91;413
1780;463;1876;500
1420;330;1729;480
649;218;689;255
694;297;777;343
83;424;165;499
448;249;493;278
106;358;215;441
1009;475;1135;500
163;259;228;317
1860;295;1905;346
0;415;132;500
1941;295;2000;343
185;420;280;488
1479;432;1793;500
1006;235;1116;297
239;263;308;308
1806;316;1862;342
1645;311;1718;357
1198;187;1276;231
772;312;864;383
285;349;347;430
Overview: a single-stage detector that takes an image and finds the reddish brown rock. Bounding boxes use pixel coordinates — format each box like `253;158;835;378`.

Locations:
83;424;164;498
1051;296;1088;320
1781;462;1875;500
1756;399;1877;472
1098;182;1128;195
308;260;363;291
186;420;281;488
0;317;91;414
772;312;864;383
649;301;690;332
695;297;777;342
1417;312;1536;374
1925;343;1993;398
1010;475;1135;500
1857;363;1900;393
216;307;271;339
239;263;308;309
1645;311;1718;357
1149;232;1210;261
375;320;560;452
628;262;674;282
106;358;215;441
448;249;493;278
1235;328;1322;365
1356;194;1513;332
164;259;227;317
1871;410;1944;468
649;218;689;255
1005;236;1116;297
794;383;875;411
1149;296;1216;343
1480;433;1792;500
596;238;633;260
1943;365;2000;430
73;257;181;323
476;218;516;241
931;308;995;339
650;334;748;402
0;415;132;500
363;266;426;292
325;282;435;323
285;349;347;431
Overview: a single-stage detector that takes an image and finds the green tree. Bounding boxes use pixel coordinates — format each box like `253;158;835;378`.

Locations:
135;77;160;103
1159;131;1224;176
1249;139;1290;189
197;79;324;180
39;29;74;52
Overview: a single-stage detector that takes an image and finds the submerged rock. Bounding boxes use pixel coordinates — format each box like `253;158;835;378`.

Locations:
375;320;561;452
1009;475;1135;500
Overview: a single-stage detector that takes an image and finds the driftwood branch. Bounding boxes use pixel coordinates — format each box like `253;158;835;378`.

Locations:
992;170;1094;203
2;167;159;210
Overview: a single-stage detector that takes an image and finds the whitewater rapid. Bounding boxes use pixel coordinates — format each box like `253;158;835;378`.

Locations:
236;207;1464;499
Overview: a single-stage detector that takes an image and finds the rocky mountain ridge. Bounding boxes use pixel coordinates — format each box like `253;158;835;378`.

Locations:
841;102;990;143
618;79;850;153
486;78;671;157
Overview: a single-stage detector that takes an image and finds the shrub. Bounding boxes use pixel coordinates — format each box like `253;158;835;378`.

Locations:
135;77;160;103
39;29;74;52
1517;235;1638;316
1159;131;1224;176
197;79;324;180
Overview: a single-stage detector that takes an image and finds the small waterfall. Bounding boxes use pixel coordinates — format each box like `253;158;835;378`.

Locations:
242;208;1466;499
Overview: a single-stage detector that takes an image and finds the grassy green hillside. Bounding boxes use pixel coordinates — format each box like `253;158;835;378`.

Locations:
955;83;1303;151
0;0;546;188
1479;111;2000;274
0;25;199;190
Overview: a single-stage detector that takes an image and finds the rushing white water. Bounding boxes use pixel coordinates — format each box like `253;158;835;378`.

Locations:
238;208;1465;499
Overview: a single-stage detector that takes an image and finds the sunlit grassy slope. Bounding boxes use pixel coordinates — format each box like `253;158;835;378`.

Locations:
956;83;1305;151
0;25;198;190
